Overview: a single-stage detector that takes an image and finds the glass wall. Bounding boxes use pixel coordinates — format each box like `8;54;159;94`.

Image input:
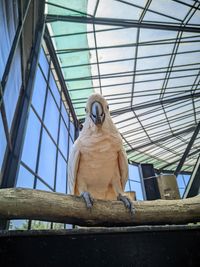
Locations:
126;165;191;200
177;173;191;197
126;164;144;200
10;47;75;230
0;115;7;170
0;0;22;173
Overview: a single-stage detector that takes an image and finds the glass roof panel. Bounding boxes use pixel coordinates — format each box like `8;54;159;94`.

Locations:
95;0;146;20
46;0;200;172
96;28;138;47
136;55;172;71
188;10;200;25
47;0;89;16
155;0;190;19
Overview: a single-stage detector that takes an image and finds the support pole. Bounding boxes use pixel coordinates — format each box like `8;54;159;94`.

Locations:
46;15;200;33
174;121;200;176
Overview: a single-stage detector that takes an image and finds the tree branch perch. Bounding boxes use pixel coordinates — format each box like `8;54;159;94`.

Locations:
0;188;199;226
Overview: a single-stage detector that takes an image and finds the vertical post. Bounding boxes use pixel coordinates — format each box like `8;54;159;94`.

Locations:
183;155;200;198
139;163;161;200
174;121;200;176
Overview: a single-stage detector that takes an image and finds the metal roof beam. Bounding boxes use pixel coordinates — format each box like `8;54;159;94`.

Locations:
174;121;200;176
65;73;197;83
45;2;92;17
159;1;200;100
54;39;200;54
160;148;200;170
46;15;200;33
111;92;200;116
64;67;200;82
59;48;200;70
126;125;196;153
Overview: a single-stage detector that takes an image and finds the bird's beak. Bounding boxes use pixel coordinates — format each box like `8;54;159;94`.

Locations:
90;101;105;126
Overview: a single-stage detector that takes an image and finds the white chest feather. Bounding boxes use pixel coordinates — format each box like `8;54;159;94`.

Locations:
76;132;121;193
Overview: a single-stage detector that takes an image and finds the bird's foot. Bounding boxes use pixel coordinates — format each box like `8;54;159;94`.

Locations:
117;194;135;215
81;191;94;209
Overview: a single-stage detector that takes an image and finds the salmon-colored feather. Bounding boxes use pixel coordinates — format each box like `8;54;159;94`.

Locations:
68;93;128;200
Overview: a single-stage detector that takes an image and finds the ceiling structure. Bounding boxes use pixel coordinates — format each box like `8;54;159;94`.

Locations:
45;0;200;173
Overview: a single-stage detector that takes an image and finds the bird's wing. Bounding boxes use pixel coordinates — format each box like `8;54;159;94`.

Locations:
67;142;81;195
118;147;129;190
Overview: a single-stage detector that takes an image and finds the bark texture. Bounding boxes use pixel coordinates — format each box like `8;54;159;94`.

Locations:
0;188;199;226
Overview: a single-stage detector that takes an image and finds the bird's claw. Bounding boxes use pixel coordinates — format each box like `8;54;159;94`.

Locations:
81;191;94;209
117;194;135;215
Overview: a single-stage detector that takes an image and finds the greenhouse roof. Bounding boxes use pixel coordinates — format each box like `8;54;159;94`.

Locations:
45;0;200;173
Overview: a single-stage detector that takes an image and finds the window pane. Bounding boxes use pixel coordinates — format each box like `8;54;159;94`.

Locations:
125;180;131;192
21;108;41;171
69;135;74;153
38;48;49;79
69;121;75;153
36;179;52;191
0;114;7;169
130;181;143;201
44;90;59;142
31;220;51;230
3;46;22;129
183;174;190;186
53;223;65;229
56;153;67;193
177;175;185;188
70;120;75;140
127;164;144;200
61;102;69;126
179;188;185;198
0;0;18;78
9;220;28;230
32;68;47;117
128;164;140;182
16;165;34;188
59;119;68;159
49;71;60;106
38;129;56;187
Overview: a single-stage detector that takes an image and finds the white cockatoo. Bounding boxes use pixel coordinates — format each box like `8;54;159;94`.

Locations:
68;93;134;213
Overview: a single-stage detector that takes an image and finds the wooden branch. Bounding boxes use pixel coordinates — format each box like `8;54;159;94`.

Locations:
0;188;200;226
